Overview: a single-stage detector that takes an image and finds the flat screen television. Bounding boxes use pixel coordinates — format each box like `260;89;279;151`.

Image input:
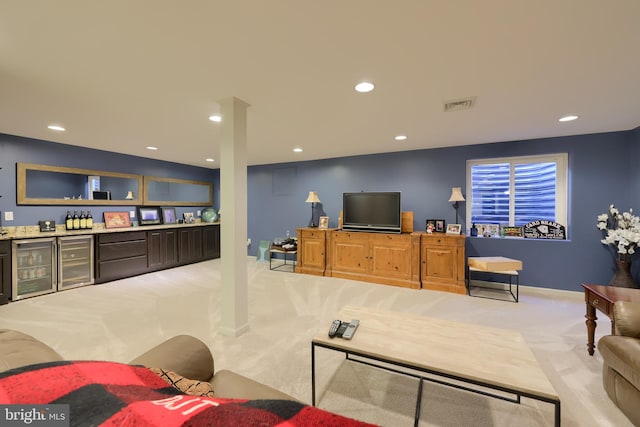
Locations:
342;191;402;233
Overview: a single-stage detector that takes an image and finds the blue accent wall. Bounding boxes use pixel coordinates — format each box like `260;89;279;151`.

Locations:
0;134;219;226
2;127;639;293
247;129;640;292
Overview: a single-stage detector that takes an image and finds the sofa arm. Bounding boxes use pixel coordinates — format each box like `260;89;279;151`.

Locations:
614;301;640;338
129;335;214;382
0;329;64;373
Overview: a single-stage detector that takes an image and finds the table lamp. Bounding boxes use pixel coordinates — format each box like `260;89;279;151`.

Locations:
305;191;321;227
448;187;465;224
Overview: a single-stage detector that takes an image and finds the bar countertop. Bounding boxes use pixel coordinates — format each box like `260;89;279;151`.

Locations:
0;220;220;241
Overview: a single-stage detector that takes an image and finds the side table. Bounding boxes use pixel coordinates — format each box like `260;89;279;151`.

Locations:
581;283;640;355
467;257;523;303
269;244;297;272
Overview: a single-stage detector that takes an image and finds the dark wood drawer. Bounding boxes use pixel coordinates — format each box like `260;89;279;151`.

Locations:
587;292;612;315
98;231;146;244
97;256;148;282
98;240;147;262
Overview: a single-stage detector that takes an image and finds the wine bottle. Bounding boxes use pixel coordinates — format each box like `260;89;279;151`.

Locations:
80;210;87;229
65;211;73;230
86;211;93;229
73;210;80;230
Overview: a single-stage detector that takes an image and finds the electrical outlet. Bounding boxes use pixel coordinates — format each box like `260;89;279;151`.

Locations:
130;211;135;218
4;211;14;221
247;238;251;246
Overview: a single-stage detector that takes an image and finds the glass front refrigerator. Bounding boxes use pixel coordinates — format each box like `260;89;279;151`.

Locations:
58;235;94;290
12;238;57;300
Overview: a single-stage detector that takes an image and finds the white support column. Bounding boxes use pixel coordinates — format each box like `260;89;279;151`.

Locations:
219;96;250;337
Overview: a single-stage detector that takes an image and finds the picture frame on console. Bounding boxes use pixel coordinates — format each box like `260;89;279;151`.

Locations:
446;223;461;235
426;219;436;233
435;219;445;232
319;216;329;229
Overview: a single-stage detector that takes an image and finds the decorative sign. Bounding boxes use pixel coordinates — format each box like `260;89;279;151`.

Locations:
501;226;523;237
523;220;566;240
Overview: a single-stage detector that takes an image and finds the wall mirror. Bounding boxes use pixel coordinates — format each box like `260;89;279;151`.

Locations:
143;176;212;206
17;163;143;205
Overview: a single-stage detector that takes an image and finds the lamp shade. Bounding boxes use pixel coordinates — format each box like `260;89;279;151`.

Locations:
448;187;465;202
305;191;321;204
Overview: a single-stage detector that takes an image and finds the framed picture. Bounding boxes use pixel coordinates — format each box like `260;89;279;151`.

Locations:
162;207;177;224
319;216;329;229
425;219;436;233
104;211;131;229
446;223;461;235
183;212;195;223
138;206;162;225
435;219;445;233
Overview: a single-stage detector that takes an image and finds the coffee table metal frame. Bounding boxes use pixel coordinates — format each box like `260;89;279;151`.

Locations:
312;339;560;427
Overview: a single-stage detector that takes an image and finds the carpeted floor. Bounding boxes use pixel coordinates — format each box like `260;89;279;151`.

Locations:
0;258;633;426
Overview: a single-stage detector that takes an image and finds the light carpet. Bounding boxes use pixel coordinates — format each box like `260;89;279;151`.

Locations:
0;258;633;426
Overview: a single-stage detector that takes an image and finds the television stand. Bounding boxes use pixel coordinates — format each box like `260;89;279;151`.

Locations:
325;229;421;289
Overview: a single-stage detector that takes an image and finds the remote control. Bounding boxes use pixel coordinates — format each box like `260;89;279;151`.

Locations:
328;320;341;338
336;321;349;338
341;319;359;340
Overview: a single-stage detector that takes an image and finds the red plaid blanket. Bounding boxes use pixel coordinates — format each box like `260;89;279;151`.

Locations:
0;360;375;426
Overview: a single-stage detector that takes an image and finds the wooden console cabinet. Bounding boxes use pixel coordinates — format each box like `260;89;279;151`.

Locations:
420;233;466;294
295;228;332;276
329;230;421;289
296;228;466;293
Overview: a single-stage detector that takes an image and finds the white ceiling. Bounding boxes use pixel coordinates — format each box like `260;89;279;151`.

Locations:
1;1;639;169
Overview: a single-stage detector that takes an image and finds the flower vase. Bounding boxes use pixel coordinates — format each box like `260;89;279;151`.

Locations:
608;260;638;288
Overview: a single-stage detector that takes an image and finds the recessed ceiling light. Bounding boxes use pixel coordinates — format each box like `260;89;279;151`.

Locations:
293;147;303;153
395;135;407;141
47;124;65;131
558;115;579;122
146;146;158;150
205;158;214;162
355;82;375;93
209;115;221;122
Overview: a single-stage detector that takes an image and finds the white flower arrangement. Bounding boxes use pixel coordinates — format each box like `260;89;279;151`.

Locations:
597;205;640;260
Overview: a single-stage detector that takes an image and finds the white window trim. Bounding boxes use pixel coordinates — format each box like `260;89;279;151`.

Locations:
465;153;568;233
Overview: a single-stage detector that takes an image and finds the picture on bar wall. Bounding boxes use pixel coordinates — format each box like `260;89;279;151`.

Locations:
104;211;131;229
162;207;177;224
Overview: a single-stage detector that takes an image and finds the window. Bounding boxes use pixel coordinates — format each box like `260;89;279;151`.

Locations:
466;153;568;232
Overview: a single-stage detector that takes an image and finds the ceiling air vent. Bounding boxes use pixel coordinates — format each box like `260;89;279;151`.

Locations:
443;96;476;112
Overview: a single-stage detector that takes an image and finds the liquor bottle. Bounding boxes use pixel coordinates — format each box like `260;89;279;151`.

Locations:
65;211;73;230
80;210;87;229
73;210;80;230
86;211;93;229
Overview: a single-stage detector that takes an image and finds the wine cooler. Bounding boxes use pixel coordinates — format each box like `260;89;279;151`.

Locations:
58;235;94;290
12;238;57;300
